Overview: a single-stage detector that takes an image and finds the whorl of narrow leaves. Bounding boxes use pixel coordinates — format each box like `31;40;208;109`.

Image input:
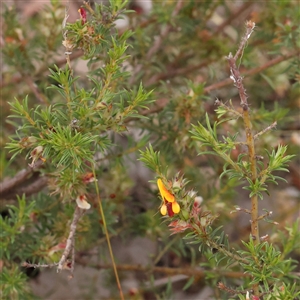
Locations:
1;1;300;299
139;144;162;174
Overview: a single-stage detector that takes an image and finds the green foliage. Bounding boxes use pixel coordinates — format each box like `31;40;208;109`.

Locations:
0;266;35;300
239;240;287;288
0;196;35;260
1;1;299;299
139;144;162;174
191;115;295;200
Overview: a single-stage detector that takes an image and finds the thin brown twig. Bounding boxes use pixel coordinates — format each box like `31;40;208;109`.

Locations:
145;3;254;87
231;206;251;215
129;0;184;85
57;206;84;272
227;20;258;232
77;261;250;279
254;121;277;140
70;239;75;278
9;175;48;198
23;76;48;105
0;160;43;195
146;59;214;87
23;259;300;279
0;51;83;89
22;262;58;269
204;50;298;94
234;21;255;62
218;281;247;296
215;3;254;35
227;20;259;296
138;50;298;118
256;210;273;222
147;0;184;60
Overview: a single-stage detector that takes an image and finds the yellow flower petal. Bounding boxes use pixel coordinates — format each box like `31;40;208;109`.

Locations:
172;201;180;214
157;178;175;202
160;203;167;215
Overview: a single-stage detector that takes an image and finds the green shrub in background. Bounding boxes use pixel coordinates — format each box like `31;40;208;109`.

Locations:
1;0;299;299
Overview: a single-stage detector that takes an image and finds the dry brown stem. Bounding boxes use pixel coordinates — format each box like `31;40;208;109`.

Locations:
254;121;277;140
76;261;249;279
0;160;43;196
57;206;84;273
227;20;260;296
11;176;48;198
139;50;298;118
215;3;254;34
129;0;184;85
205;50;298;94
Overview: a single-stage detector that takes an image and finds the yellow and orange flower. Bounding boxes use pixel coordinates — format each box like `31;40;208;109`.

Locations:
157;178;180;217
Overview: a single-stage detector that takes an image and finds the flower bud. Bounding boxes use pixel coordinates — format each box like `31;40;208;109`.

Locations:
78;8;87;25
180;209;189;221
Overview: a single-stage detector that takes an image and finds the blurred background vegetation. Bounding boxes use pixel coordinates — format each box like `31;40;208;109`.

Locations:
0;0;299;299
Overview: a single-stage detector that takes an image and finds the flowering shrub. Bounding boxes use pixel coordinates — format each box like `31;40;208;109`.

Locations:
1;1;299;299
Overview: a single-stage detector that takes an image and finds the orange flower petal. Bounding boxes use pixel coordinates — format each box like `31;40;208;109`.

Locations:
157;178;175;202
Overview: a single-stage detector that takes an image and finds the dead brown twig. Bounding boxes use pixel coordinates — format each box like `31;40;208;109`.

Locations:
215;3;254;35
8;176;48;198
0;160;44;196
205;50;298;94
0;51;83;90
57;206;85;274
129;0;185;85
75;259;250;279
139;50;298;118
227;20;259;296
